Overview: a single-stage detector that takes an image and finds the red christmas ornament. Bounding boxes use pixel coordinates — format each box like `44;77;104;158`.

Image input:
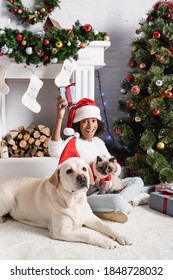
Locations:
131;85;140;95
134;153;141;157
135;29;141;35
48;8;53;13
165;13;171;19
43;39;50;45
126;101;133;108
156;56;164;62
0;52;3;56
129;61;136;67
152;109;160;116
83;24;92;33
12;7;18;13
115;128;120;134
43;55;49;61
125;74;133;82
153;31;161;39
165;91;173;98
16;34;23;42
147;15;153;21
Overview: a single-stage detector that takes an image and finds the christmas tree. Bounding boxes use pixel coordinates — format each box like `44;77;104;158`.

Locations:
113;0;173;184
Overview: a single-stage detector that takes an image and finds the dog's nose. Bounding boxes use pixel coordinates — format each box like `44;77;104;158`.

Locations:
77;174;87;184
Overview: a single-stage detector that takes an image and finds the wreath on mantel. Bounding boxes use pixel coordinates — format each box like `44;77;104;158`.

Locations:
6;0;61;25
0;21;110;65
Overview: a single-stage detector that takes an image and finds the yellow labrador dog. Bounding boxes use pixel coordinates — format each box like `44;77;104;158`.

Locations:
0;157;131;249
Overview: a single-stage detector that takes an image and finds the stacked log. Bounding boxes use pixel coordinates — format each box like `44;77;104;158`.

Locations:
4;123;51;157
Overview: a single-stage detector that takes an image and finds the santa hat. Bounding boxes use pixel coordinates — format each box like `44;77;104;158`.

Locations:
59;137;80;164
63;98;102;137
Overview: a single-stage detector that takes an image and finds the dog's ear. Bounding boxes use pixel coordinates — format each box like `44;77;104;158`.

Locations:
96;156;102;163
87;164;95;185
49;169;59;188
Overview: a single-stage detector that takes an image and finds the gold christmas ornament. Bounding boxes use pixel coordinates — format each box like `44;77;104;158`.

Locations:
40;8;46;13
55;41;63;48
140;63;146;69
156;142;165;150
52;48;58;54
22;40;26;46
135;116;141;122
104;35;110;41
80;42;87;48
18;9;23;14
150;50;156;55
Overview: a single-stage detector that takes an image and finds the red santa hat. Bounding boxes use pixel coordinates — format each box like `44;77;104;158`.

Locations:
63;98;102;137
59;137;80;164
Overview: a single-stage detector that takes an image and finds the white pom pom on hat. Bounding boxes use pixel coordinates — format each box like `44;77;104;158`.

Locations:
63;98;102;136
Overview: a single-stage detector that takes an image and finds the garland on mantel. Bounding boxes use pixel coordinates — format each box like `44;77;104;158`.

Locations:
6;0;61;25
0;22;110;65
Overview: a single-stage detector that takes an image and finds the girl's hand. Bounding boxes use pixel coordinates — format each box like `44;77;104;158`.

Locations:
56;97;68;119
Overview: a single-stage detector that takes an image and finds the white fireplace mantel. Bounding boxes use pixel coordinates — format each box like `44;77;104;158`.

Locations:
0;40;110;140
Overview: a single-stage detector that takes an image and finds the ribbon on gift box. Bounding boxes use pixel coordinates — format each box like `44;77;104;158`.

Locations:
159;191;173;214
60;83;76;106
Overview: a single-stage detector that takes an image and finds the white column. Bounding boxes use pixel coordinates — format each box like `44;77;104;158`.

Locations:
0;94;6;140
75;66;95;101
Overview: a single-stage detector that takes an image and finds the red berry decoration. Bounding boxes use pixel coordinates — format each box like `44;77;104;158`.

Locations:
165;91;173;98
152;109;160;116
83;24;92;33
16;34;23;42
153;31;161;39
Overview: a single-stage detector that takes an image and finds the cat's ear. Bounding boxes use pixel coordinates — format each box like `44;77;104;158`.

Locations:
96;156;102;163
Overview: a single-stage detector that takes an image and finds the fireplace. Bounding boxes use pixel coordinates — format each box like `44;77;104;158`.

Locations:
0;41;110;141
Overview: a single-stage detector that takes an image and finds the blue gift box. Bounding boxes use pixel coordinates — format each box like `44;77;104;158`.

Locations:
150;191;173;217
60;83;76;106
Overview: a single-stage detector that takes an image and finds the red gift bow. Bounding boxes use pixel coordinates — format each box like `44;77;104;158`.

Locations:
160;191;173;214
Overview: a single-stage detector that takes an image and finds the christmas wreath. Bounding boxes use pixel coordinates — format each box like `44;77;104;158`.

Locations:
0;21;109;65
6;0;61;25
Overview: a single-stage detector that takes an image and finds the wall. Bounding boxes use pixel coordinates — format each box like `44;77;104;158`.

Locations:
0;0;157;140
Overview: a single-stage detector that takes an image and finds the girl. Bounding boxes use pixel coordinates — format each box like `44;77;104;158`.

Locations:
48;97;149;223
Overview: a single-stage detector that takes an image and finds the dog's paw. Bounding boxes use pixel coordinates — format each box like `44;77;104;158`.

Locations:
115;235;132;246
0;216;6;223
101;241;116;250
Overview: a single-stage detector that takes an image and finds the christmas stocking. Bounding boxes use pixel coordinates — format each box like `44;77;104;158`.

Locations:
22;74;43;113
0;58;11;95
54;58;77;87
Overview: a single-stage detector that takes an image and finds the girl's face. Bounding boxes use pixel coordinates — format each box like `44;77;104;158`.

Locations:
79;118;98;141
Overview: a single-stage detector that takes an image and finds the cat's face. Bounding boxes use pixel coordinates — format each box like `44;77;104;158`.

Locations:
95;156;116;176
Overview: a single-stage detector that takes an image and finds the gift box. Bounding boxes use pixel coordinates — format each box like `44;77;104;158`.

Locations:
59;83;76;106
150;191;173;217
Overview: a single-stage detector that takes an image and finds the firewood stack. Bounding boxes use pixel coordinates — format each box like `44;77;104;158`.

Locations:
4;123;51;157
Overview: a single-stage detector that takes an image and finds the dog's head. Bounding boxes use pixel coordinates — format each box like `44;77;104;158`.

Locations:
49;157;94;193
94;155;117;177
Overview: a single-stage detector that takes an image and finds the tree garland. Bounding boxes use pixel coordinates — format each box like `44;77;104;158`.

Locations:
0;22;109;65
6;0;61;25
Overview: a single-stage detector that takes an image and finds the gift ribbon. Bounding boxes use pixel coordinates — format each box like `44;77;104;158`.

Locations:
66;83;75;105
159;191;173;214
